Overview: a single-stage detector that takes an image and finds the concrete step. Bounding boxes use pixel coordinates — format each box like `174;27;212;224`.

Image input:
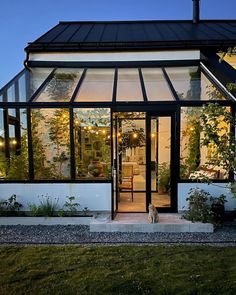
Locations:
90;213;214;233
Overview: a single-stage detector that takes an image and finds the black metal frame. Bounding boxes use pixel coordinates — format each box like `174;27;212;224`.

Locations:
0;57;235;218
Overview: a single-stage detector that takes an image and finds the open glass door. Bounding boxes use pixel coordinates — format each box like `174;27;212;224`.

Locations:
147;112;177;212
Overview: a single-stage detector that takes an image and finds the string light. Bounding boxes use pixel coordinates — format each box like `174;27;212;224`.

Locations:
133;133;137;138
189;126;194;131
102;129;106;134
74;120;79;125
151;133;155;138
117;132;121;137
0;141;3;147
12;139;17;145
88;126;92;130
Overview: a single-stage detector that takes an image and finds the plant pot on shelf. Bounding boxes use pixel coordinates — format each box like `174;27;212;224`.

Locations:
88;160;103;177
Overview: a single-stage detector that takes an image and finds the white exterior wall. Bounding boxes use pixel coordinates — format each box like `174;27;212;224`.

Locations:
0;183;111;212
178;183;236;212
29;50;200;62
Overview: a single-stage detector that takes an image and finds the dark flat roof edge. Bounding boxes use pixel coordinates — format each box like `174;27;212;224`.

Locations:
25;40;236;53
58;19;236;24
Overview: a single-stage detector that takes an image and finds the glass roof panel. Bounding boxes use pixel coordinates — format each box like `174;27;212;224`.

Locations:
75;69;114;102
165;66;226;101
34;68;83;102
117;69;143;101
141;68;174;101
30;68;54;97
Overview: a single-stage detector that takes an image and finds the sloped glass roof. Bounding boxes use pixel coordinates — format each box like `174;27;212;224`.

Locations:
0;65;234;103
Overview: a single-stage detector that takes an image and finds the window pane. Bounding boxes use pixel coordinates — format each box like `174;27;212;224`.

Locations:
75;69;114;102
34;69;83;102
117;69;143;101
19;74;27;102
180;107;229;180
74;108;111;180
0;109;29;180
142;68;174;101
200;72;225;100
31;108;70;179
30;68;53;97
166;67;226;101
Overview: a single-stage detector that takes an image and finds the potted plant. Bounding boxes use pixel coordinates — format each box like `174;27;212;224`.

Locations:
158;162;170;194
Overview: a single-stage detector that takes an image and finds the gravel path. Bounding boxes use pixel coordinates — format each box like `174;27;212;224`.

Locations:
0;223;236;246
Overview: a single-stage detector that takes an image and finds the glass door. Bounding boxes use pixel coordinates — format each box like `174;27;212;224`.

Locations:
147;112;177;212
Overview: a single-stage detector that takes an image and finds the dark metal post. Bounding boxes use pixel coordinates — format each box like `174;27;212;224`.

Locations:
192;0;200;24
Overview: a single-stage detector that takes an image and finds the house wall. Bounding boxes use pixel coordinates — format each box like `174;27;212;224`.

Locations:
29;50;200;62
0;183;111;212
178;183;236;211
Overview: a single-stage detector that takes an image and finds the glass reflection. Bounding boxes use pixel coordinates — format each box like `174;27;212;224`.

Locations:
31;108;70;179
166;67;225;101
34;69;83;102
74;108;111;179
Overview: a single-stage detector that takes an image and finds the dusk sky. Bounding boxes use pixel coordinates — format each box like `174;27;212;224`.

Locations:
0;0;236;88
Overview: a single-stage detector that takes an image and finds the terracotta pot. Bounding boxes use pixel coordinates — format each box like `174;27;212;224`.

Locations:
88;161;103;177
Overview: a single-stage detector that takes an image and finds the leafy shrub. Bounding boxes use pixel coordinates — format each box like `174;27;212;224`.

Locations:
59;196;80;217
183;189;227;224
183;188;213;223
0;195;23;216
29;195;58;217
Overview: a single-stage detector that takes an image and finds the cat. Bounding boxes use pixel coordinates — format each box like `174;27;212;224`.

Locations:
148;203;159;223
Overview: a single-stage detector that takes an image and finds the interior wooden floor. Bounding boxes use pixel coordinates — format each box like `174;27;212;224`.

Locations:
118;192;171;212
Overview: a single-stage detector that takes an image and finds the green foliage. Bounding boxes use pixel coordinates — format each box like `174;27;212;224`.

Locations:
31;110;54;179
183;188;227;224
59;196;80;217
200;103;236;173
7;132;29;179
121;127;145;150
29;195;58;217
46;109;70;179
158;162;170;193
181;107;202;178
0;194;23;216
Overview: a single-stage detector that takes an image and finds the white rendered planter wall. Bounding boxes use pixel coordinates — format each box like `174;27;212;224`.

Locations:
0;183;111;212
178;183;236;211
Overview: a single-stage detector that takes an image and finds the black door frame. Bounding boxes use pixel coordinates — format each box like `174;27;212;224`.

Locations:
146;110;178;212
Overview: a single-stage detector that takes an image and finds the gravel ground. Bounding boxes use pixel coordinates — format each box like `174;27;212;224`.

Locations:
0;223;236;246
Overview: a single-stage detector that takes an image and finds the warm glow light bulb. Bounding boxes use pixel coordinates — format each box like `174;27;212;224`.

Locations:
118;132;121;137
0;141;3;147
88;126;92;130
151;133;155;138
96;131;99;135
102;129;106;134
189;127;194;131
75;120;79;125
12;139;17;145
107;135;111;139
133;133;137;138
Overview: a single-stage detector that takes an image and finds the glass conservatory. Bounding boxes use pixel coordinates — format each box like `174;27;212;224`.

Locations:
0;60;235;216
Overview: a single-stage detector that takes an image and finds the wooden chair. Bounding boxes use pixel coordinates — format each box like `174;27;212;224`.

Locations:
119;164;134;201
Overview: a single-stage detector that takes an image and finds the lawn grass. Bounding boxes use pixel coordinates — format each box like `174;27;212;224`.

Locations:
0;245;236;295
